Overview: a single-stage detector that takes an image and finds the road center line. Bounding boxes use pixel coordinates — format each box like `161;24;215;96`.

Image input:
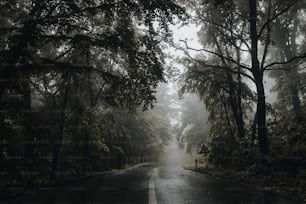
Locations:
148;168;158;204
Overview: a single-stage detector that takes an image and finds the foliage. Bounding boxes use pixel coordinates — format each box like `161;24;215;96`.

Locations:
0;0;187;195
179;0;306;173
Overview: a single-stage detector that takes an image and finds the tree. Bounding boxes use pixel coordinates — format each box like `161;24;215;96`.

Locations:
178;0;306;171
269;2;306;140
0;0;187;131
0;0;187;192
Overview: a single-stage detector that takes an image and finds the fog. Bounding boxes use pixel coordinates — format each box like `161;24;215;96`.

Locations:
1;0;306;202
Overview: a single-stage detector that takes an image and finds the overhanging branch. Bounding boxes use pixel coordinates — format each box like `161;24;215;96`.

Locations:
174;44;255;83
264;52;306;71
258;2;297;38
178;40;252;72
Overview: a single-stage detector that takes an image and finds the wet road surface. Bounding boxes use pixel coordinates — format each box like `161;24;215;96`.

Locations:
3;165;151;204
1;164;301;204
153;166;300;204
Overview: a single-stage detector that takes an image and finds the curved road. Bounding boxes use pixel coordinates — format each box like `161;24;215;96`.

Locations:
2;164;301;204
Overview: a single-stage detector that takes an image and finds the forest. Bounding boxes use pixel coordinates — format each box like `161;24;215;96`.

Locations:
1;0;306;201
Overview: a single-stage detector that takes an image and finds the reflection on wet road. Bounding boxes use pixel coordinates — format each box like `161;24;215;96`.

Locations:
2;164;301;204
153;166;299;204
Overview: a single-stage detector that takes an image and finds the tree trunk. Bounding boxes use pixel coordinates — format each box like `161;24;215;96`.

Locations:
289;79;304;122
249;0;269;167
256;80;269;155
50;85;69;181
219;92;234;138
236;49;246;141
82;128;90;174
22;79;36;189
283;12;304;123
251;109;258;146
23;81;34;163
213;36;245;140
226;69;245;140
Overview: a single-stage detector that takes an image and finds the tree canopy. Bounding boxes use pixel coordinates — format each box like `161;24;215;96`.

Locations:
178;0;306;172
0;0;187;195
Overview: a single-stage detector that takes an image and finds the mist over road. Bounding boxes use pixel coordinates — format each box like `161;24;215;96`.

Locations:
158;137;193;167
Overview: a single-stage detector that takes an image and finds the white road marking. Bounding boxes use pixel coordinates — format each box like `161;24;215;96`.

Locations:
148;168;158;204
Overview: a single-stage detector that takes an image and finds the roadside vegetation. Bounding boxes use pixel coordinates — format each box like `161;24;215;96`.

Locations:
0;0;186;198
177;0;306;201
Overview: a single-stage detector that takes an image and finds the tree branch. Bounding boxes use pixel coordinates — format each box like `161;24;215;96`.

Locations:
183;54;256;83
195;16;251;52
173;43;255;82
48;1;125;20
258;2;297;38
264;52;306;70
178;40;252;72
214;26;249;52
2;59;122;83
260;0;272;70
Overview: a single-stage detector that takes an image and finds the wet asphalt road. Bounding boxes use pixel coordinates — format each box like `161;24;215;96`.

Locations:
154;166;300;204
2;164;301;204
3;165;152;204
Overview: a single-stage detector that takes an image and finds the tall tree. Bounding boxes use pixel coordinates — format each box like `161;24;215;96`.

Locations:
179;0;306;170
269;3;306;123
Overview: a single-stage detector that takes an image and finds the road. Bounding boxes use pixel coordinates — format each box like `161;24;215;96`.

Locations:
1;141;301;204
1;164;301;204
152;165;299;204
1;165;297;204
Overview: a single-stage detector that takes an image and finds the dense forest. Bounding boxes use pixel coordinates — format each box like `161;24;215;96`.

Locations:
1;0;306;200
0;0;186;196
179;0;306;175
